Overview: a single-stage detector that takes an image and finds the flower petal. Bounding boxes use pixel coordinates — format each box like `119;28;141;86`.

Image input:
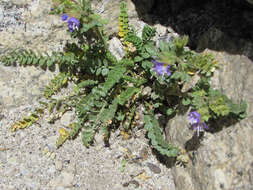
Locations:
67;17;80;32
152;60;171;76
188;111;201;125
61;14;69;21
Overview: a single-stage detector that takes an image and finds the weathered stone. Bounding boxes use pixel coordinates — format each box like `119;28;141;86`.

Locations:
246;0;253;4
0;0;70;55
48;171;75;188
60;111;75;127
165;49;253;190
55;160;63;171
92;0;139;36
197;27;253;60
108;37;125;61
147;162;161;174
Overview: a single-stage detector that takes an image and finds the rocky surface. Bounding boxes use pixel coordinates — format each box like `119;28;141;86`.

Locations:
165;48;253;190
139;0;253;51
167;26;253;190
197;27;253;60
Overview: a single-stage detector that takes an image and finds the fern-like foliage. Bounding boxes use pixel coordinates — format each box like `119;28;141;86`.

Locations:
44;72;70;98
144;115;179;157
118;1;129;40
190;85;247;122
10;112;41;132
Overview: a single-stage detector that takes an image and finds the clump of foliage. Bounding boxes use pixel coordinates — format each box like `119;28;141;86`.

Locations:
0;0;247;161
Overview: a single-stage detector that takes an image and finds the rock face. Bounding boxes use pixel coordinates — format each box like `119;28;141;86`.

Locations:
165;49;253;190
92;0;139;36
197;27;253;60
0;0;70;54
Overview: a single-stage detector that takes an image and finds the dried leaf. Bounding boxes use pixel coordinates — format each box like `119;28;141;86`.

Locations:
120;130;130;140
136;171;151;180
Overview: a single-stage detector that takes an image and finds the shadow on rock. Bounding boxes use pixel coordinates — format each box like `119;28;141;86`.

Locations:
132;0;253;60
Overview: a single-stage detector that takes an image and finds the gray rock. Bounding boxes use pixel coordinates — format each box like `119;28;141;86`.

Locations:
246;0;253;4
142;86;152;96
197;27;253;60
165;49;253;190
60;111;75;127
92;0;139;37
48;171;75;188
108;37;125;61
147;162;161;174
55;160;63;171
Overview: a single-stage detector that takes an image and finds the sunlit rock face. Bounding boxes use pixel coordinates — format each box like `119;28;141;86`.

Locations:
165;46;253;190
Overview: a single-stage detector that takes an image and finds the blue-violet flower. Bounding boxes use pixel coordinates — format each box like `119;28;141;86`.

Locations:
188;111;208;136
188;111;201;125
61;14;69;21
67;17;80;32
152;60;171;76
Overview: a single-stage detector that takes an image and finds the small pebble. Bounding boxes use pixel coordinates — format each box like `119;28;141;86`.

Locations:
50;152;56;160
46;152;51;158
147;162;161;174
55;160;63;171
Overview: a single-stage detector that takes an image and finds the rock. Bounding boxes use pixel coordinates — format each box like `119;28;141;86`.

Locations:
246;0;253;4
55;160;63;171
48;171;75;188
197;27;253;60
153;24;178;47
130;0;155;17
108;37;125;61
60;111;75;127
141;86;152;96
91;0;139;37
146;162;161;174
45;136;58;151
165;49;253;190
0;0;70;55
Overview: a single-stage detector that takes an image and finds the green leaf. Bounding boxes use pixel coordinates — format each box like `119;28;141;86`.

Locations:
70;123;83;139
102;65;126;93
134;56;143;62
166;108;174;116
82;129;95;147
158;41;170;52
144;115;179;157
101;68;109;76
141;60;153;70
118;87;140;105
142;25;156;42
140;52;150;59
144;43;157;56
120;159;127;172
182;98;191;106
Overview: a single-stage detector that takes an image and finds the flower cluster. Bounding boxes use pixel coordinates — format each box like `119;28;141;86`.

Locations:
61;14;80;32
188;111;208;136
152;60;171;76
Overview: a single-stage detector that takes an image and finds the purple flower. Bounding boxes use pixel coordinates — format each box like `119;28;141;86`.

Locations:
152;60;171;76
67;17;80;32
188;111;201;125
188;111;208;136
61;14;69;21
191;122;208;137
